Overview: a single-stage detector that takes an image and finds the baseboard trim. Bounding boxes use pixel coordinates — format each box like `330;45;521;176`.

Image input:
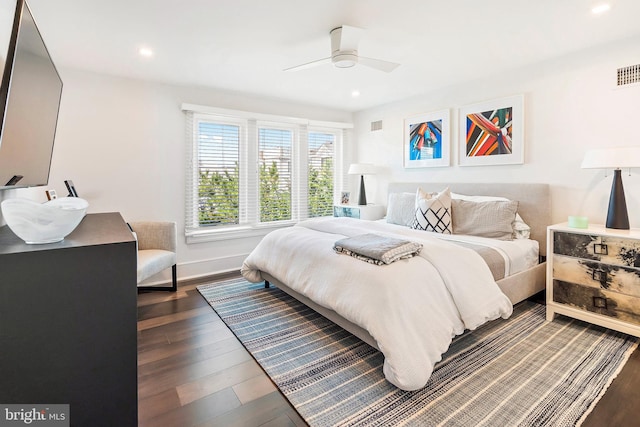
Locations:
137;253;248;287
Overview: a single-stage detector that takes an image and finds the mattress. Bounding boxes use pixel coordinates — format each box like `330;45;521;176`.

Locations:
433;232;539;277
376;221;539;280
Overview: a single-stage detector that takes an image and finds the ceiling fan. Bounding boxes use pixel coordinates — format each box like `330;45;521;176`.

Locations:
284;25;400;73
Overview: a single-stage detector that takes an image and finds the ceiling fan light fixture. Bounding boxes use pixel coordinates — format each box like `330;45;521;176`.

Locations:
284;25;399;73
332;51;358;68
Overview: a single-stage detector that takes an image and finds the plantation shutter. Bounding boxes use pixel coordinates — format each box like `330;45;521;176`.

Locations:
184;110;197;234
183;103;352;242
308;130;336;217
191;114;242;228
257;124;293;222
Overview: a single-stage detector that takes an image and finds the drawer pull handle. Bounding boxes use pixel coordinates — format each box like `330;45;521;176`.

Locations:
592;296;608;309
593;243;608;255
592;270;608;283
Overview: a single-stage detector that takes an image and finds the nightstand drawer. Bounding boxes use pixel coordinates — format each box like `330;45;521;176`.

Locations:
553;279;640;325
334;206;360;219
553;231;640;268
552;255;640;298
333;204;385;221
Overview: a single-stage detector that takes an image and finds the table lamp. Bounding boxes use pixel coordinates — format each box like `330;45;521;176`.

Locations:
348;163;376;205
581;146;640;229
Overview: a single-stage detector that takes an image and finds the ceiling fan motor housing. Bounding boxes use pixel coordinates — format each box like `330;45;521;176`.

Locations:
283;25;398;72
332;51;358;68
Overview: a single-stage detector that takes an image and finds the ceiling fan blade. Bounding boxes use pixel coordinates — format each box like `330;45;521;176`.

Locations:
332;25;363;52
358;56;400;73
283;57;331;72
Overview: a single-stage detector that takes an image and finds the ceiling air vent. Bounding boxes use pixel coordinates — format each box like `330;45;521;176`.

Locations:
617;64;640;86
370;120;383;132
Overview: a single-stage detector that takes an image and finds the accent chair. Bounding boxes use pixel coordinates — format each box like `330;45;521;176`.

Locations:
129;221;177;292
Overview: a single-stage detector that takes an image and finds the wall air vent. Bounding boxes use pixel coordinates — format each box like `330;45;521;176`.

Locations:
370;120;383;132
617;64;640;86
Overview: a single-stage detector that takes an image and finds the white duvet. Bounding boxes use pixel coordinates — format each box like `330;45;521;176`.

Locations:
241;217;513;391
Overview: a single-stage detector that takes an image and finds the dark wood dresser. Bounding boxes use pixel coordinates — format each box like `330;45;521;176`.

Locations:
0;212;138;426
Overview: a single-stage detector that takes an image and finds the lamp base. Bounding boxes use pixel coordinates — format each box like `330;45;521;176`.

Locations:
606;169;630;230
358;175;367;206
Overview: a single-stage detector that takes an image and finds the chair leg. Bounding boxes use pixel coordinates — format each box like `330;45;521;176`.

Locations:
137;265;178;292
171;264;177;292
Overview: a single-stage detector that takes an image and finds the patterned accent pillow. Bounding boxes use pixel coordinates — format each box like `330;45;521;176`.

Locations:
412;187;452;234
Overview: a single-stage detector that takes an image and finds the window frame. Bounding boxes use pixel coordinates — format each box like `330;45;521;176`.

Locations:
307;127;340;219
183;104;351;244
191;114;244;228
256;121;298;225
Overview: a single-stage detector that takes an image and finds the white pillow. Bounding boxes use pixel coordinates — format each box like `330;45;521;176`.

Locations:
412;187;452;234
451;192;531;239
451;192;507;203
386;192;415;227
451;199;518;240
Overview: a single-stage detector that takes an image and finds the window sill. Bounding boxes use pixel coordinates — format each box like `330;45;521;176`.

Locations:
185;221;296;244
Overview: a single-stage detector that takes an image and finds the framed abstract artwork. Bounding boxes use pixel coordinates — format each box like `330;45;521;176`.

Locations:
458;94;524;166
404;109;450;168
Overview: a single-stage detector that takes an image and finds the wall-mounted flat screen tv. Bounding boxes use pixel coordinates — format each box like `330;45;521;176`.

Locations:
0;0;62;190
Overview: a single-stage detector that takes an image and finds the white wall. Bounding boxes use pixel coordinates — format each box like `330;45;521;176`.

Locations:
3;34;640;281
0;69;352;283
351;35;640;229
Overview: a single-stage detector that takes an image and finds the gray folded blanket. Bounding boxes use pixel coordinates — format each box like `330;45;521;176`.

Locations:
334;233;423;265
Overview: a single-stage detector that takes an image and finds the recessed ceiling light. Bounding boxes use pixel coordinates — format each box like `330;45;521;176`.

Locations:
351;90;360;98
138;47;154;57
591;3;611;14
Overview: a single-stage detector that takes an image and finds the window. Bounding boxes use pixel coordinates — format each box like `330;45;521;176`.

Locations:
258;126;293;222
183;104;350;242
308;131;335;218
196;119;241;227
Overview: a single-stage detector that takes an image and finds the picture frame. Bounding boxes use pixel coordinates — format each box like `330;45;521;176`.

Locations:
458;94;524;166
403;109;450;168
45;189;57;200
340;191;350;205
64;179;79;197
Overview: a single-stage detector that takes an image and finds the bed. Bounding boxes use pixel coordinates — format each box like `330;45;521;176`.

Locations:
241;182;550;390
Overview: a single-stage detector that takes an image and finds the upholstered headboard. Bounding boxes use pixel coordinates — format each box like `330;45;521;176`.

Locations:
387;182;551;257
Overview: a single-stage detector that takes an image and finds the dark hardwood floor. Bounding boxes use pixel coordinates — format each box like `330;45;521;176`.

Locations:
137;273;305;427
137;273;640;426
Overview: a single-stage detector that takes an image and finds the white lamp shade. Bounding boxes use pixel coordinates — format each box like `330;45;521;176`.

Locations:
581;147;640;169
348;163;376;175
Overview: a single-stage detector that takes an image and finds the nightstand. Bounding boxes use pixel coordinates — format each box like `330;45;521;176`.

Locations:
546;223;640;337
333;204;386;220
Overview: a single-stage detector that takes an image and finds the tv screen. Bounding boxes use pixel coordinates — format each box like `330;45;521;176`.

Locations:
0;0;62;190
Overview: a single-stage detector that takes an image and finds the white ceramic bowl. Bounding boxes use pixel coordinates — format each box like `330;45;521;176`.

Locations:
1;197;89;244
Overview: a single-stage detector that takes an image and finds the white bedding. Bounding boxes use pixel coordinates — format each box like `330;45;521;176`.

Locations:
241;216;513;391
435;232;539;276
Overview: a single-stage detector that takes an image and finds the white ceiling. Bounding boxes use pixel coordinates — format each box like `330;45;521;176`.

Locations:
26;0;640;112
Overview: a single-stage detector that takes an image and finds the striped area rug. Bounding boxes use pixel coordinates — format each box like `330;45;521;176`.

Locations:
197;278;638;427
